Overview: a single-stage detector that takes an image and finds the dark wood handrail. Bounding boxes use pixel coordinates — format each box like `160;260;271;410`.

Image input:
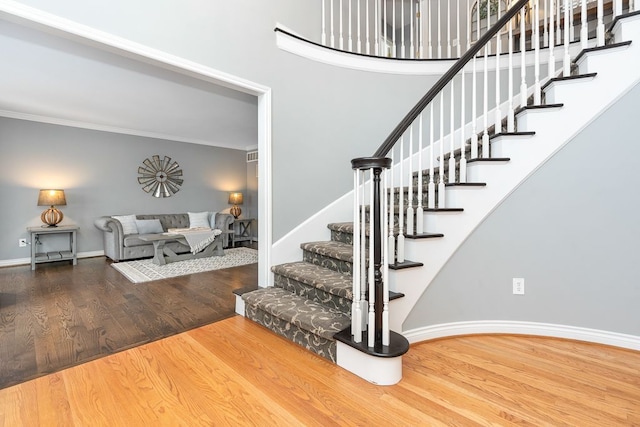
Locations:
372;0;531;158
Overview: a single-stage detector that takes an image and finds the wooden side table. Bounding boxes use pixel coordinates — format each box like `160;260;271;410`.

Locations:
231;218;254;247
27;224;79;270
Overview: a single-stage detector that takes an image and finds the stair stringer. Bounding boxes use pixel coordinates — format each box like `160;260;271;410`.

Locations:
387;27;640;334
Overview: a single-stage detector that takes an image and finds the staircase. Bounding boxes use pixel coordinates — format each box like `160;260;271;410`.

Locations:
243;231;354;362
240;9;640;384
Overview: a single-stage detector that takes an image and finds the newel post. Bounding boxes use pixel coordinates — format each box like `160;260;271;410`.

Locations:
351;156;391;348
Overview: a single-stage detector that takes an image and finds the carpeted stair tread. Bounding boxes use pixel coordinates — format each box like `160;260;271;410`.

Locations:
272;262;353;300
242;287;351;339
301;241;353;263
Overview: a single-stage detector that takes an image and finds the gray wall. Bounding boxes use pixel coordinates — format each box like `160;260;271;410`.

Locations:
0;117;248;261
404;83;640;336
9;0;441;242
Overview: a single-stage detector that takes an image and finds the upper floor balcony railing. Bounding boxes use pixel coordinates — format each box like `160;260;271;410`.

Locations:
321;0;635;60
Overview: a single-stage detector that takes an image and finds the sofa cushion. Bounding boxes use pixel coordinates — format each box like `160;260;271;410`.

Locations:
135;219;163;234
188;211;210;228
112;214;138;235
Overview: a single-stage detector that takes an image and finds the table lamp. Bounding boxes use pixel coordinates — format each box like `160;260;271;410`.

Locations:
228;192;243;219
38;189;66;227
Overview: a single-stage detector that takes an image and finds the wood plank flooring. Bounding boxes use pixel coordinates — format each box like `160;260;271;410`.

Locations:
0;256;258;389
1;317;639;426
1;256;639;425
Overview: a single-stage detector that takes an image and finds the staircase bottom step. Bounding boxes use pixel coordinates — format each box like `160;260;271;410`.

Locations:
242;287;351;363
246;305;339;362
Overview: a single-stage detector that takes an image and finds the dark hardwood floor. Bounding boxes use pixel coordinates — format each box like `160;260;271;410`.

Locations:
0;255;258;390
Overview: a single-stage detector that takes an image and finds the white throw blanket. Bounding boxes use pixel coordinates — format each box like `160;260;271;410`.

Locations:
166;227;222;254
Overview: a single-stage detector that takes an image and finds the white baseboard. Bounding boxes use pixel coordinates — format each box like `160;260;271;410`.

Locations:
403;320;640;351
0;250;105;268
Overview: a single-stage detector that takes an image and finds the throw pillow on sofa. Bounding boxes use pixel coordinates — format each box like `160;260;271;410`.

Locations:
135;219;164;234
188;211;210;228
112;214;139;235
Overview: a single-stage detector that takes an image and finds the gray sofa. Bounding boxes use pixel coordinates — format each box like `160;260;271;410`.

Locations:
94;212;234;262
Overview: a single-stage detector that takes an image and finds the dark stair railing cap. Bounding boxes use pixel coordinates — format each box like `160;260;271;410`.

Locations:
351;157;392;170
371;0;531;159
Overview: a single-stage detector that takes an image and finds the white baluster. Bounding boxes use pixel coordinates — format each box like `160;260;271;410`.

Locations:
534;0;541;106
339;0;344;50
460;70;468;182
407;127;414;235
375;0;380;55
427;0;433;58
348;0;353;52
449;82;456;183
330;0;336;48
418;1;424;58
322;0;327;46
438;93;446;208
367;171;375;347
495;8;502;134
437;0;442;58
401;0;406;58
397;137;405;263
471;4;479;159
466;0;471;52
388;149;396;265
393;0;397;57
521;5;528;107
417;112;425;232
564;0;571;76
360;170;367;328
507;13;515;132
471;53;479;159
482;38;489;158
556;0;562;45
580;0;588;49
428;105;436;208
486;0;491;55
357;0;362;53
457;0;461;57
366;0;371;54
549;0;556;77
570;0;575;42
615;0;622;17
597;0;605;46
352;168;362;342
543;0;549;46
381;169;389;347
410;0;415;58
447;0;452;58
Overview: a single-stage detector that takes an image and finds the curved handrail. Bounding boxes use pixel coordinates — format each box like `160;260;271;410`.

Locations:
372;0;531;158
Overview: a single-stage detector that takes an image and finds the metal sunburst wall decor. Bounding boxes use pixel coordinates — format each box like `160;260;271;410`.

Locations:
137;155;184;198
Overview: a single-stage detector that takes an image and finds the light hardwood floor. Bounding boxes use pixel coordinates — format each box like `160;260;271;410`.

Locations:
1;315;638;426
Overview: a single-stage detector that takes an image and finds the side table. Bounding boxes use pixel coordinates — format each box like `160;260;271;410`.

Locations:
27;224;79;270
231;218;254;247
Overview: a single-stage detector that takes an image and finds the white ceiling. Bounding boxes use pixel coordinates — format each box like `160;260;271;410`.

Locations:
0;18;259;151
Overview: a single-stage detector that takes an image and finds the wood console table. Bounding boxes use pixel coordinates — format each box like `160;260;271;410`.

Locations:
28;224;78;270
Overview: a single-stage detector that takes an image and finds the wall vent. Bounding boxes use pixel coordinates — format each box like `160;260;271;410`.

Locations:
247;151;258;162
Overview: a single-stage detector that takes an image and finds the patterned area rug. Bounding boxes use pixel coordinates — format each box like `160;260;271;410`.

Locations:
112;247;258;283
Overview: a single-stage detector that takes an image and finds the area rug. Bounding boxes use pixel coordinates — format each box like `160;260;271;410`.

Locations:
112;247;258;283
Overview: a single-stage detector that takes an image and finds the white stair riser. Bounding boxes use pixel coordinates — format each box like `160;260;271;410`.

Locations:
544;76;597;104
612;14;640;44
576;44;634;75
488;135;535;159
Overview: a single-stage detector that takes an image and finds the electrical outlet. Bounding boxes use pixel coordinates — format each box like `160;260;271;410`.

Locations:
513;278;525;295
18;238;27;247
